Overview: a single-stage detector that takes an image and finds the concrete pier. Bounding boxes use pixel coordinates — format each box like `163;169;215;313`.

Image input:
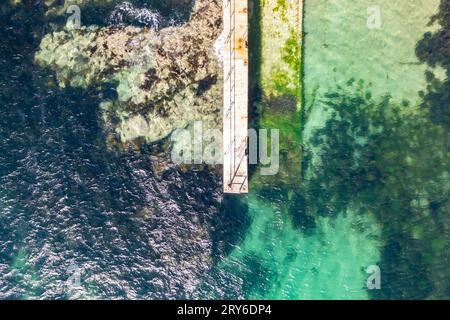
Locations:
223;0;249;194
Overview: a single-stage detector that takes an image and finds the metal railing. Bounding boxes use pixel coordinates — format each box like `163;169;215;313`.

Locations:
224;0;248;192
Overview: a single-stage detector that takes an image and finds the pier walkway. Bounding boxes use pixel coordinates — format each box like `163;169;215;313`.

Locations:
223;0;249;194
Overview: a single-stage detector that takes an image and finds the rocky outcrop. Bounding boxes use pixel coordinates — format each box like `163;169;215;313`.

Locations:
35;0;223;144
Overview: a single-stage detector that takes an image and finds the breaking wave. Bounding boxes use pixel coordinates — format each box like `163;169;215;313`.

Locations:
108;2;163;29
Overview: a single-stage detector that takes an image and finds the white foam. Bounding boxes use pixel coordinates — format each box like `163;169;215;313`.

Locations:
214;32;224;65
108;2;162;29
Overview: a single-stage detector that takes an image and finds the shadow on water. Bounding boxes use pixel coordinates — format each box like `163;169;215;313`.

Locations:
248;0;262;181
247;0;303;216
207;0;448;300
0;1;250;299
302;78;449;299
5;0;447;300
299;0;449;300
415;0;450;130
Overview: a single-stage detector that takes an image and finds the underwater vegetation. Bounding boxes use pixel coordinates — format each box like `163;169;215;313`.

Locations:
416;0;450;130
222;0;449;300
296;0;449;299
208;0;379;300
250;0;302;190
0;1;238;299
302;80;449;299
1;0;448;300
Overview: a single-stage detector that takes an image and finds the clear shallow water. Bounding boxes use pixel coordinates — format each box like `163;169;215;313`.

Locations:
301;0;448;299
213;196;381;299
303;0;442;138
207;0;448;300
0;0;448;300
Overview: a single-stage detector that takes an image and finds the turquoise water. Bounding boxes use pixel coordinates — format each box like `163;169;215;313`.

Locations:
304;0;441;100
0;0;448;299
218;196;381;299
303;0;442;137
209;0;449;300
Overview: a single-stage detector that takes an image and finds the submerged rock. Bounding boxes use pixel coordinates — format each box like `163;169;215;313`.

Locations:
35;0;223;144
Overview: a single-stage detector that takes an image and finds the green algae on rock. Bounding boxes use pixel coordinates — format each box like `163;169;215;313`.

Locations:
260;0;302;99
35;0;222;145
249;0;303;190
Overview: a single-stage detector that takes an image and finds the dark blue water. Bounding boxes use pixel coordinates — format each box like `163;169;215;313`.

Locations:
1;1;448;300
0;2;248;299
